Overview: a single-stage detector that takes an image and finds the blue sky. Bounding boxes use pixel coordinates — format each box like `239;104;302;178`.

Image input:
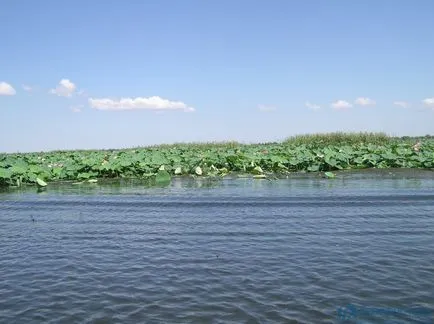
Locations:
1;0;433;153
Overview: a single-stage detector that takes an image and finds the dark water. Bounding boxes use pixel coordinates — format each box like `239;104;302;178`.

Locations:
1;170;434;323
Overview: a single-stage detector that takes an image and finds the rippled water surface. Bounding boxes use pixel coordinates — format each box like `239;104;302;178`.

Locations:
1;170;434;323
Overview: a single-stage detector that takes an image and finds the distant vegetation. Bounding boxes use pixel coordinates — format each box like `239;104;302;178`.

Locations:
0;132;433;188
283;132;392;146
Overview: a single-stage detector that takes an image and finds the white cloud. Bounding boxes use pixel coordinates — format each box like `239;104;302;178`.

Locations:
393;101;410;108
305;101;320;111
70;105;83;113
50;79;77;97
258;104;276;112
88;96;195;112
354;97;376;106
331;100;352;110
22;84;33;92
422;98;434;109
0;82;16;96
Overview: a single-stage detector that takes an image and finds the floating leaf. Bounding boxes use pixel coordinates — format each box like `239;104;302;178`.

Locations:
36;177;47;187
324;172;336;179
77;172;91;180
88;179;98;183
252;166;263;174
155;170;171;184
307;164;320;172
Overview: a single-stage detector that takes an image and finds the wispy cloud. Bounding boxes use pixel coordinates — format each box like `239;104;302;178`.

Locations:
331;100;352;110
422;98;434;109
305;101;320;111
50;79;77;97
88;96;195;112
70;105;83;113
22;84;33;92
393;101;410;108
354;97;376;106
258;104;276;112
0;82;16;96
77;89;88;97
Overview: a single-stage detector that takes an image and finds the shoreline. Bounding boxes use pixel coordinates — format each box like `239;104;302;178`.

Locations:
1;168;433;194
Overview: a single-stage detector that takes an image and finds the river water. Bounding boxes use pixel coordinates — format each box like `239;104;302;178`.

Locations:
1;170;433;323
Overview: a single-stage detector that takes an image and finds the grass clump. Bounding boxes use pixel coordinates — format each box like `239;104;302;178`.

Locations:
145;141;243;150
283;132;392;147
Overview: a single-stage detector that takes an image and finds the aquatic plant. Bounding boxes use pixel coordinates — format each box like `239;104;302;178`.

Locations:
0;134;432;188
